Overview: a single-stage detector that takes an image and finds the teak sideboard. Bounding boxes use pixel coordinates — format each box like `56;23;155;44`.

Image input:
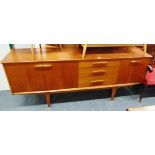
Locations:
1;45;152;107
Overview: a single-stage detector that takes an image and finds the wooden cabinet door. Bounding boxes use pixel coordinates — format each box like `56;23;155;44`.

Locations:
117;59;150;84
43;62;78;90
3;63;46;93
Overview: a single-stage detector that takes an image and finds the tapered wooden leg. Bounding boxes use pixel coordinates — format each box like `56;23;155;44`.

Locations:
56;45;59;51
59;44;62;50
111;87;117;100
82;44;87;59
45;94;51;107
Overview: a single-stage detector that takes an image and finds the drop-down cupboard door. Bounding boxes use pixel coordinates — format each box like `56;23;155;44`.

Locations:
3;63;46;93
43;62;79;90
117;59;150;84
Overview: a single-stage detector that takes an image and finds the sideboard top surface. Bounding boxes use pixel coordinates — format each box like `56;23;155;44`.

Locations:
1;46;152;64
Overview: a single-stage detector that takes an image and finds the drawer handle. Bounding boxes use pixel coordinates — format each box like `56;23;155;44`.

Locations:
92;62;108;66
91;80;105;84
92;70;106;74
34;64;53;68
130;61;140;64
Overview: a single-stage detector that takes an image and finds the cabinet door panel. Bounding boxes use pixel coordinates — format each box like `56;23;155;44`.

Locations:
3;63;46;93
117;59;150;84
44;62;78;90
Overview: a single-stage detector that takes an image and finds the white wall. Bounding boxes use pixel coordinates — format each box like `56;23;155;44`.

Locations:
0;44;32;91
15;44;32;48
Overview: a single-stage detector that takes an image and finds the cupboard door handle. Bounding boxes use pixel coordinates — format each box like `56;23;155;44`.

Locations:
92;62;108;66
130;61;140;64
34;64;53;68
90;80;105;84
43;64;53;68
92;70;106;74
34;64;44;68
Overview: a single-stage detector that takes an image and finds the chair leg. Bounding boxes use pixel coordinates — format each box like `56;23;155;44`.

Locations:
39;44;42;49
139;85;147;103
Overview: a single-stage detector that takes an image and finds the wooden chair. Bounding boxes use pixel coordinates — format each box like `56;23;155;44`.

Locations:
44;44;62;50
139;65;155;102
82;44;147;59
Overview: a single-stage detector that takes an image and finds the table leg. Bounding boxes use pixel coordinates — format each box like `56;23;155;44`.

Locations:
82;44;87;59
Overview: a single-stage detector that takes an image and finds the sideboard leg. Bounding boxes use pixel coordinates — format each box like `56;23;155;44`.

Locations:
45;94;51;107
111;87;117;100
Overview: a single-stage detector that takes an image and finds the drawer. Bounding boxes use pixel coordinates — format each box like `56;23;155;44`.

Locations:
79;60;121;68
79;66;119;78
79;75;117;87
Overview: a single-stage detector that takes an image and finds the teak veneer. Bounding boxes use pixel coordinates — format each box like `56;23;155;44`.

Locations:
1;46;152;107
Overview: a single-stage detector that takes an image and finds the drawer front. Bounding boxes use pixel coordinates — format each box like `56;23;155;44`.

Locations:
79;75;117;87
79;64;120;87
79;60;121;68
79;66;119;78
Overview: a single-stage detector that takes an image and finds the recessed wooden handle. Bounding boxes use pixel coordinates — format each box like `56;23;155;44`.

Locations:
93;62;108;66
44;64;53;68
92;70;106;74
34;64;53;68
130;60;140;64
90;80;105;84
34;64;44;68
